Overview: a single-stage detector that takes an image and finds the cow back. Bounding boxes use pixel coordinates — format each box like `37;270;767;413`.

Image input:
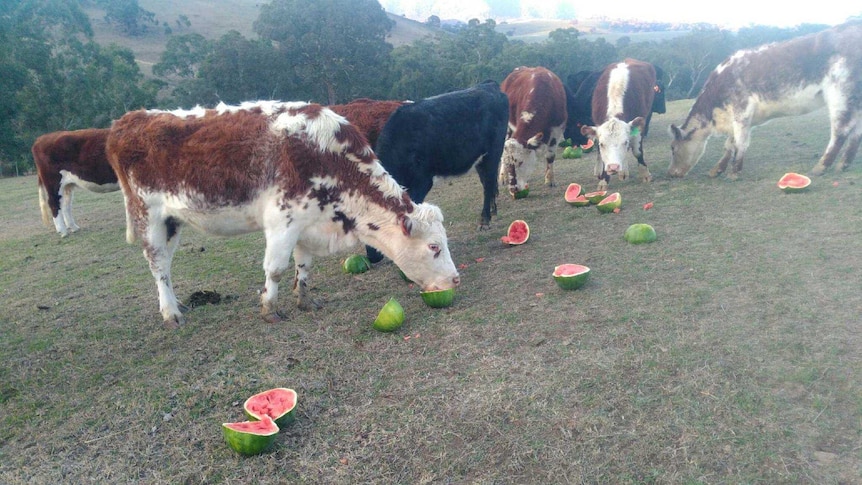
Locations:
329;99;407;148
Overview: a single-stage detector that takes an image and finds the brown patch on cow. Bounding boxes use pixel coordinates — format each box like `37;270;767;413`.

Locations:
330;99;406;147
501;67;567;147
591;59;657;125
32;128;114;218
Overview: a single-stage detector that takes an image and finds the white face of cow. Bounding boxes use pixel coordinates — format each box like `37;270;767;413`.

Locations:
668;123;710;177
499;137;539;194
375;203;461;292
583;118;641;180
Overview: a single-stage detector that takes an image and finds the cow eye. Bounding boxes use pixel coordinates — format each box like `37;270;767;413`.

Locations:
429;243;441;257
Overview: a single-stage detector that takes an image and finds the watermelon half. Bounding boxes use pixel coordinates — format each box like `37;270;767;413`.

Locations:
564;183;588;206
243;388;298;428
512;184;530;199
553;264;591;290
777;172;811;193
342;254;372;274
222;415;279;456
421;288;455;308
501;220;530;245
596;192;621;213
580;139;595;153
584;190;608;204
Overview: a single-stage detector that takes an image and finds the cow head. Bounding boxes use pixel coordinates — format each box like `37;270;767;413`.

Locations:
499;135;542;195
581;117;645;182
668;123;709;177
380;203;461;292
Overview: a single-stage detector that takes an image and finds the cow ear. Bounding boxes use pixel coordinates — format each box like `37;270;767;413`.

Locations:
630;117;646;137
580;125;596;138
669;124;682;140
398;214;413;236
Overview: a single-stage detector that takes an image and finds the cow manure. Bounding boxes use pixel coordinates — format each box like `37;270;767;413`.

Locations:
187;290;222;308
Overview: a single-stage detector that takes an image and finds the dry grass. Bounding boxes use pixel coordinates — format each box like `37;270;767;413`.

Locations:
1;100;861;484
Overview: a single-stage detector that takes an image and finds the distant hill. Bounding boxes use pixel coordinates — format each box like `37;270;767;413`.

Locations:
86;1;447;76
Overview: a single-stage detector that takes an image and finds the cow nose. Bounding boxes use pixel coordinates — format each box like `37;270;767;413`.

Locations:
452;276;461;286
607;164;620;174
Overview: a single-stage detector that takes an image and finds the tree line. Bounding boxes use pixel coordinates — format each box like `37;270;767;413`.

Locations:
0;0;834;175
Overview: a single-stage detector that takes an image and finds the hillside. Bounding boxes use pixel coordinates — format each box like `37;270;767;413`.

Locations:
86;1;447;75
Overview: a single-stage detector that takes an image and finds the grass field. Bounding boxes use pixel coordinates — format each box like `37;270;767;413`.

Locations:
1;100;860;484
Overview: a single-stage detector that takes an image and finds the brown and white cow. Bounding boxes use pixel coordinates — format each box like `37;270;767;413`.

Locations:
580;58;657;191
669;22;862;179
32;128;118;237
329;98;408;148
106;101;460;327
499;66;568;194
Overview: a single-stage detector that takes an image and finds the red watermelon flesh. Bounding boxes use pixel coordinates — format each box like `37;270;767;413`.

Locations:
553;264;589;277
501;220;530;245
224;417;279;434
244;388;297;427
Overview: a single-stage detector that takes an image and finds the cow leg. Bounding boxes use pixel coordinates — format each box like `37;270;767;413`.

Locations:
143;216;185;327
260;228;300;322
837;128;861;171
45;178;70;237
544;150;556;187
475;157;499;230
292;244;322;312
634;139;652;184
60;183;80;234
812;132;848;175
595;147;609;191
709;138;737;178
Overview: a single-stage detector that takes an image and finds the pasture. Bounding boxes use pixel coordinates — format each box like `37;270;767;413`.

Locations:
1;99;860;484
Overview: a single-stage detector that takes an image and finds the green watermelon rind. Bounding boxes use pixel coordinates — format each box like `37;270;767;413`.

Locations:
243;388;298;428
342;255;372;274
373;297;405;332
553;264;591;290
421;288;455;308
596;193;621;213
624;223;658;244
222;416;279;456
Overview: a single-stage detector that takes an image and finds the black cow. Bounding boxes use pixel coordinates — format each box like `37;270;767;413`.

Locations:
564;65;666;141
366;80;509;263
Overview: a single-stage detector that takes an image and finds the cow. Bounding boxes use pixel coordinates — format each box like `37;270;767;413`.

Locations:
329;98;408;148
565;65;666;145
363;81;509;263
105;101;461;327
32;128;118;237
579;58;658;191
499;66;568;195
669;22;862;179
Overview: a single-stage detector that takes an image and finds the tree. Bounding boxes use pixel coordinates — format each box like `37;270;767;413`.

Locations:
98;0;157;36
253;0;394;104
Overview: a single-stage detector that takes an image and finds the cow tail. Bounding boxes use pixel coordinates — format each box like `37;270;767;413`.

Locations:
38;181;52;227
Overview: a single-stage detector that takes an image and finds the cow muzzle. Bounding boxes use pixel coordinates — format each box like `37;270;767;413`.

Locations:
606;163;621;175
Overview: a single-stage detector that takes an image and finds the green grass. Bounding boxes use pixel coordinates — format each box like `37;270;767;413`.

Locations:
1;100;861;483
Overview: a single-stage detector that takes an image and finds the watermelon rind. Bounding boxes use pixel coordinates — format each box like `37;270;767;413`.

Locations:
342;254;372;274
501;220;530;245
777;172;811;193
512;186;530;199
243;388;298;428
223;415;279;456
596;192;622;213
553;264;591;290
564;183;584;205
373;297;404;332
580;139;595;153
584;191;608;204
624;223;657;244
421;288;455;308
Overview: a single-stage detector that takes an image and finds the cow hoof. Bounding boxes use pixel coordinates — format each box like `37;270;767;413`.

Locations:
477;222;491;231
809;164;827;176
178;302;191;314
297;298;323;311
262;310;286;323
163;315;184;329
727;172;739;181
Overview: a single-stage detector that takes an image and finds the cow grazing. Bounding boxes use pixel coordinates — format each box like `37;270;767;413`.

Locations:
499;66;568;194
364;81;509;262
329;98;408;148
32;128;118;237
580;58;658;191
106;101;460;327
668;22;862;179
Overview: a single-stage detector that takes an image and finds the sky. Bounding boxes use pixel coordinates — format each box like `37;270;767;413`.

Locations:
380;0;861;29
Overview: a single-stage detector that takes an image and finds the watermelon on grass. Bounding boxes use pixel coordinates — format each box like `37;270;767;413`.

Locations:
553;264;591;290
584;191;608;204
501;220;530;245
421;288;455;308
777;172;811;193
596;192;621;213
222;415;279;456
564;183;587;206
244;388;298;428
